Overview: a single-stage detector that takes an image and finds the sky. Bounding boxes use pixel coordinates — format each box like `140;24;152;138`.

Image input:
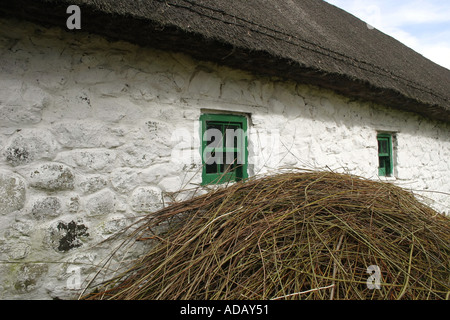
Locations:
324;0;450;70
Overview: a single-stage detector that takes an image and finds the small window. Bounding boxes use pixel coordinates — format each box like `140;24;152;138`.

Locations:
200;114;248;185
377;133;394;177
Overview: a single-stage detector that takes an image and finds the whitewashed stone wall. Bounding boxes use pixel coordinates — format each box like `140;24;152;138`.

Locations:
0;18;449;299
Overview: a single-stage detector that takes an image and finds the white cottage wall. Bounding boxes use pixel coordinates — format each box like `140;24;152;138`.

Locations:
0;18;449;299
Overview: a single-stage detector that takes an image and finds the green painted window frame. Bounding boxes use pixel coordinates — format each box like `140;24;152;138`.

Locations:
200;114;248;185
377;133;394;177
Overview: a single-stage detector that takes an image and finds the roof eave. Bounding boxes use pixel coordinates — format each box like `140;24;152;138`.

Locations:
1;0;449;123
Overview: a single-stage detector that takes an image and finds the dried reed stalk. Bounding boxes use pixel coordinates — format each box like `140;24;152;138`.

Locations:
82;170;450;300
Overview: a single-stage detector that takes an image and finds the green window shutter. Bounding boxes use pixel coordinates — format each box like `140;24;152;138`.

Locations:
200;114;248;185
377;134;393;177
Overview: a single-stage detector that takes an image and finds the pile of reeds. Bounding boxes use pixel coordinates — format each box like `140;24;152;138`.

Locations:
83;170;450;300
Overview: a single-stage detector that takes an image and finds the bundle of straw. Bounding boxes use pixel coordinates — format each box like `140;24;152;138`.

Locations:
84;170;450;300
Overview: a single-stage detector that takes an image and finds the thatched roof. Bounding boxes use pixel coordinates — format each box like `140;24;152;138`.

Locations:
2;0;450;122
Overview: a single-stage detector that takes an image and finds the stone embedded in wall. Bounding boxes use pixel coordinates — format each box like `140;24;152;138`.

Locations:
85;189;116;216
158;106;185;123
120;145;156;168
110;168;140;194
182;109;200;120
114;198;128;213
244;80;268;106
188;69;222;98
158;176;183;193
146;73;184;102
128;80;158;102
269;98;285;115
4;145;30;167
8;241;31;260
4;129;60;167
0;170;26;215
93;97;147;123
14;263;49;294
68;196;80;213
0;81;49;126
90;81;130;100
173;74;186;91
284;96;305;120
78;175;108;194
5;221;33;238
100;215;128;235
141;162;183;186
128;121;174;158
0;240;30;260
52;120;122;149
55;149;117;172
0;240;7;261
271;83;303;112
0;78;22;105
33;71;68;91
319;98;337;119
145;120;172;141
29;163;75;191
72;63;118;85
220;79;245;103
48;220;89;253
130;186;163;213
31;197;62;220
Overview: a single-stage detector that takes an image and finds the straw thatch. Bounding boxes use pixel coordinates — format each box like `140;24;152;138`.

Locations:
2;0;450;122
83;171;450;300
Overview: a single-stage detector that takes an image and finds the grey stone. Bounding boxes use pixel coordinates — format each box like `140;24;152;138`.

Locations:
29;163;74;191
48;220;89;253
85;189;116;216
55;149;116;172
53;120;122;149
130;186;162;213
120;146;156;168
78;175;108;194
5;221;33;238
4;145;31;167
110;168;139;194
68;196;80;213
0;82;49;126
0;171;26;215
9;241;31;260
101;215;128;235
31;197;62;220
14;263;49;293
4;129;59;166
158;176;182;193
188;69;222;98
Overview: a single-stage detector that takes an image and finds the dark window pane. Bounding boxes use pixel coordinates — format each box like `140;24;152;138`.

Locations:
206;163;217;174
379;156;391;176
232;151;238;169
205;124;223;146
206;151;218;173
378;139;388;154
224;125;240;148
222;151;238;173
